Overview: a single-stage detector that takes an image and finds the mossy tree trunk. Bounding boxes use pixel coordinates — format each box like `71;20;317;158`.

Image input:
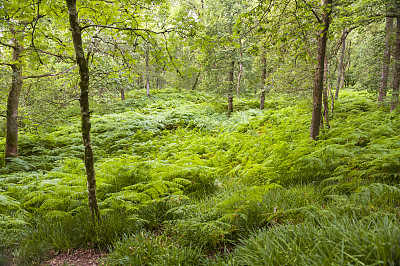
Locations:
66;0;100;220
378;15;394;106
5;34;23;162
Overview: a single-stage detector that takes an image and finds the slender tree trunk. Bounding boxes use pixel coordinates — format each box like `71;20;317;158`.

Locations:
156;76;159;91
323;55;330;128
378;16;394;106
228;61;234;115
66;0;100;221
260;52;267;110
335;29;347;100
5;41;23;162
310;0;331;140
391;11;400;112
237;39;243;96
120;88;125;101
192;71;201;91
145;46;150;96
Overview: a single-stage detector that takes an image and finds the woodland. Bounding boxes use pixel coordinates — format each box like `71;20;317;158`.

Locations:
1;0;400;265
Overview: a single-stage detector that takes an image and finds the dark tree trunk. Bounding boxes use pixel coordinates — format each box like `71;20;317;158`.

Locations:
310;0;331;140
228;61;234;115
192;71;201;91
378;16;394;106
260;53;267;110
391;10;400;112
66;0;100;220
5;42;23;162
120;88;125;101
335;29;347;100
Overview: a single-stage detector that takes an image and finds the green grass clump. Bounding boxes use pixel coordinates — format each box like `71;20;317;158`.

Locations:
233;215;400;266
107;231;204;265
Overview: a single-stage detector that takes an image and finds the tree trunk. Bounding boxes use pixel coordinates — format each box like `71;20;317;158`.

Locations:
120;88;125;101
66;0;100;221
310;0;331;140
228;61;234;115
391;11;400;112
192;71;201;91
335;29;347;100
156;76;159;91
5;41;23;162
323;55;330;128
260;52;267;110
378;16;394;106
145;46;150;96
237;39;243;96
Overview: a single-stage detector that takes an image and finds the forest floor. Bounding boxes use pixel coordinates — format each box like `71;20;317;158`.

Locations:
1;89;399;265
42;249;107;266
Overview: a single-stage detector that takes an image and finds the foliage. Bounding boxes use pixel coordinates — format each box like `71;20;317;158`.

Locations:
1;89;400;264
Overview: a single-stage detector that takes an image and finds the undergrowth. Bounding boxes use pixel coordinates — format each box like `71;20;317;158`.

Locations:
0;89;399;265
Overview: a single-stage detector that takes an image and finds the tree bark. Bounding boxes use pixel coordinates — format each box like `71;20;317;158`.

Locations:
260;52;267;110
310;0;331;140
66;0;100;220
335;29;347;100
391;9;400;112
5;37;23;162
228;61;234;115
378;16;394;106
120;88;125;101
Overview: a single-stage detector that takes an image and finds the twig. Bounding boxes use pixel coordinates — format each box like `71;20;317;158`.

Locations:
34;97;79;132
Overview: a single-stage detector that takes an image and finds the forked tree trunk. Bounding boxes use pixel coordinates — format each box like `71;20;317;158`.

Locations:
5;41;23;162
66;0;100;220
260;52;267;110
391;10;400;112
310;0;331;140
378;16;394;106
228;61;234;115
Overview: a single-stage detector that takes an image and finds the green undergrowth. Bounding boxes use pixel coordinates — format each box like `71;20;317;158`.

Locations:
0;88;399;265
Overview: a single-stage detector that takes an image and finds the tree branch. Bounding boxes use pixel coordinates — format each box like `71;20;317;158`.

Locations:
23;65;76;79
80;24;175;34
35;96;79;131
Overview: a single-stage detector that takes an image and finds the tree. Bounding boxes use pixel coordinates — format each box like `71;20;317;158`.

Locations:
391;5;400;112
378;11;394;106
65;0;100;220
310;0;332;140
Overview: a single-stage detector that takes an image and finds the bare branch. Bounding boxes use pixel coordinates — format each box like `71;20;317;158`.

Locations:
23;65;76;79
0;40;16;49
35;96;79;132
